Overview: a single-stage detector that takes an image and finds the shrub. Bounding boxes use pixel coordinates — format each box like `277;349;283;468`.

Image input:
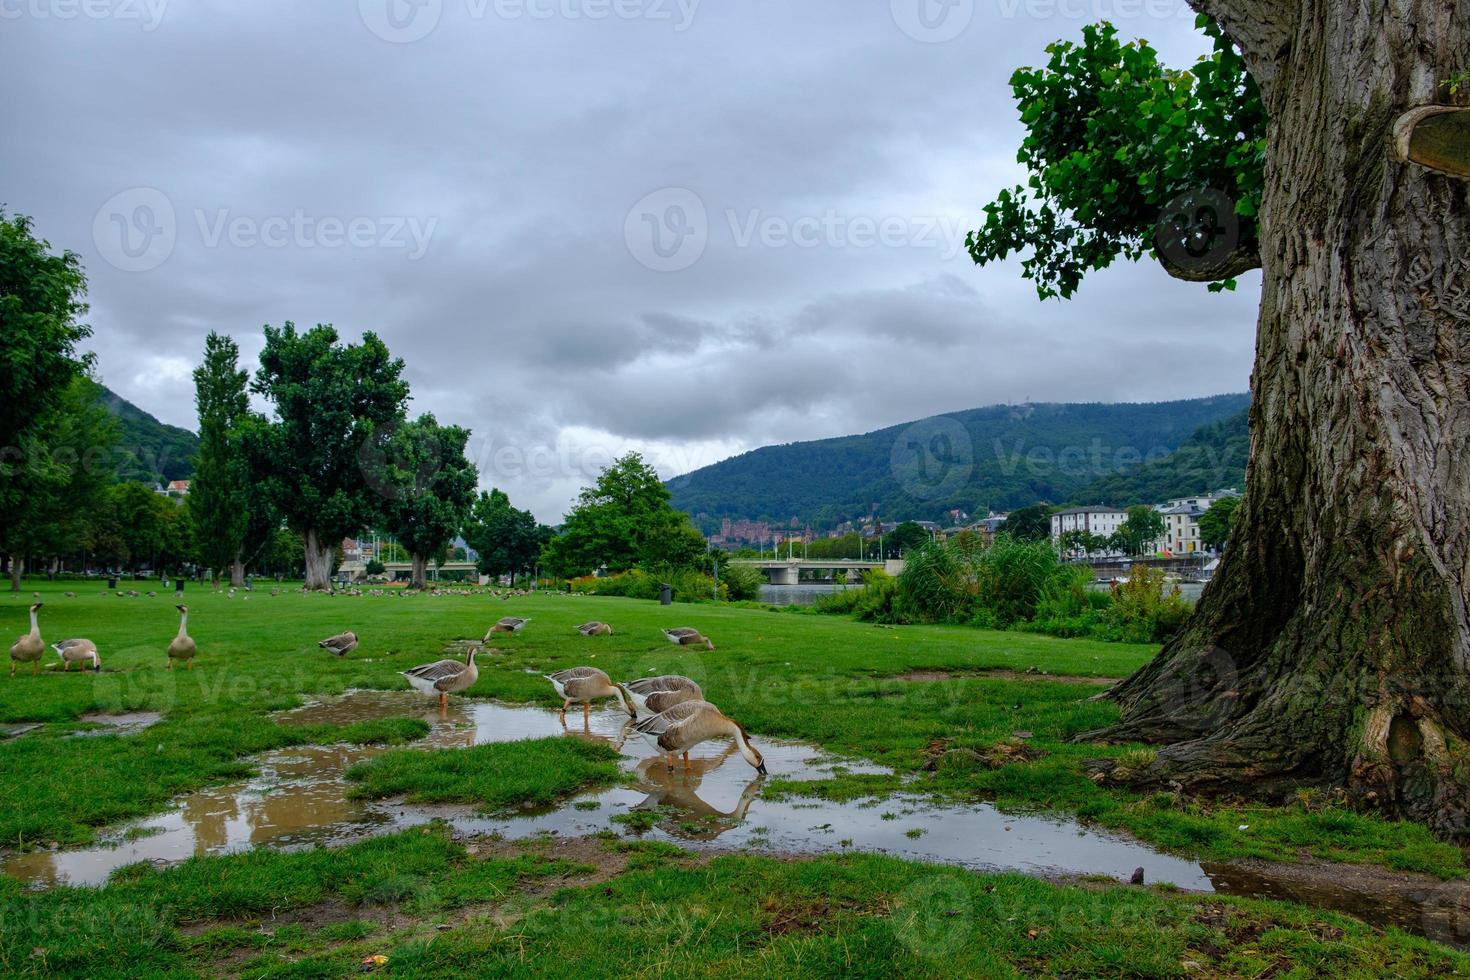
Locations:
1096;566;1193;643
569;566;725;603
898;534;1064;628
719;561;764;602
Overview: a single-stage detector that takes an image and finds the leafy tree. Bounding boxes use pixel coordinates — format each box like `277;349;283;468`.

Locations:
1059;528;1107;558
0;212;94;587
380;414;477;590
464;488;546;583
189;332;258;586
983;5;1470;836
247;323;409;590
541;453;707;577
1000;504;1052;543
1198;495;1240;551
365;558;386;577
0;379;117;587
887;521;933;558
968;19;1264;299
1111;506;1165;557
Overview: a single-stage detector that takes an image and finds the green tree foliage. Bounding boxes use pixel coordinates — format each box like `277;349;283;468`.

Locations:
1080;409;1247;507
93;481;196;574
886;521;932;558
1198;495;1241;551
1059;528;1108;557
667;395;1247;532
463;488;547;583
1;380;118;585
1000;504;1052;542
1111;505;1165;557
0;212;100;586
542;453;707;577
189;332;259;585
967;18;1265;299
380;414;477;590
247;323;409;590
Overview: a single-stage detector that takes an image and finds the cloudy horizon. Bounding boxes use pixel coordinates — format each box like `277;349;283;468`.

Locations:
3;0;1260;522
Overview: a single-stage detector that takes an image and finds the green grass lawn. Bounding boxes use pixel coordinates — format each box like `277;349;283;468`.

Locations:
0;579;1462;878
1;826;1464;978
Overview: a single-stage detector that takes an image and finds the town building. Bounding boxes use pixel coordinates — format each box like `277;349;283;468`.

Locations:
1049;506;1128;546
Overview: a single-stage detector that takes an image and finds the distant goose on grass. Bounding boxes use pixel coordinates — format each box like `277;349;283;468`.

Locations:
624;675;703;715
485;617;530;639
318;631;359;656
53;638;100;672
544;667;637;723
634;700;766;774
167;604;196;670
576;621;614;636
9;603;44;677
662;627;714;650
403;646;480;711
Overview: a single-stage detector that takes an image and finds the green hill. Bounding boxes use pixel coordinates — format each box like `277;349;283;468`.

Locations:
1078;408;1249;506
87;380;198;484
666;394;1250;531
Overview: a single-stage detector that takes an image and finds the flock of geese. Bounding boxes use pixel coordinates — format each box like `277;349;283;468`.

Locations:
400;616;763;774
7;601;197;675
12;601;759;773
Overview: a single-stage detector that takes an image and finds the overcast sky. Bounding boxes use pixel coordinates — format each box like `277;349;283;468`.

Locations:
3;0;1259;522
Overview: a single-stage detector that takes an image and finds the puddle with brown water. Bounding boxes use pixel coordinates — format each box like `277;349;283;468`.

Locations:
5;690;1465;947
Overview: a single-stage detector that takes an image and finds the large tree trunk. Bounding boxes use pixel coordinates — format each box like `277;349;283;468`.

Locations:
303;529;334;591
8;555;21;593
1090;0;1470;840
229;558;246;589
409;553;428;591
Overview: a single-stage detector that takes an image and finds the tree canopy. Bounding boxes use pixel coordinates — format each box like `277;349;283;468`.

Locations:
1111;504;1165;556
381;414;477;589
463;488;548;582
1198;495;1240;551
967;18;1265;299
542;453;707;577
189;332;260;585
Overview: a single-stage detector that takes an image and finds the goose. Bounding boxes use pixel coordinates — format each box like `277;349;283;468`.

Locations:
53;638;100;672
662;627;715;651
633;700;766;774
318;631;358;657
9;603;44;676
544;667;637;723
403;646;480;711
167;604;196;669
576;621;614;636
485;617;529;639
623;674;703;715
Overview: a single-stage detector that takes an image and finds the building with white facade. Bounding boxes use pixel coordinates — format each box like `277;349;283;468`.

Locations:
1050;507;1128;550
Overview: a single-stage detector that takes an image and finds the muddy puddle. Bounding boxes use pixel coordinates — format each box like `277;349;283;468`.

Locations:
5;690;1465;947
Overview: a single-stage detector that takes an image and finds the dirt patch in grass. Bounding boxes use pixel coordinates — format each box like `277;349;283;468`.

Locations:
892;669;1121;685
760;893;892;936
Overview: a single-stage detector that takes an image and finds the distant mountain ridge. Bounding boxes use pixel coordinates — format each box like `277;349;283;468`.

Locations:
1079;408;1249;506
667;394;1250;532
87;380;198;484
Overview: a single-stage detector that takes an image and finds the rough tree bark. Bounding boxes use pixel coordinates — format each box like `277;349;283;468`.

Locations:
409;553;428;591
303;529;334;591
7;555;21;593
229;558;246;589
1090;0;1470;840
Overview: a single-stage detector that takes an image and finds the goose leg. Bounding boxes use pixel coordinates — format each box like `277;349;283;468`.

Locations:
682;751;692;771
559;699;570;720
665;753;675;770
186;660;193;670
582;701;590;725
8;661;14;678
33;662;39;675
166;660;173;671
439;692;448;712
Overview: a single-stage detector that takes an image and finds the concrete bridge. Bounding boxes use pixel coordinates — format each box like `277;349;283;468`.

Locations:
731;558;905;585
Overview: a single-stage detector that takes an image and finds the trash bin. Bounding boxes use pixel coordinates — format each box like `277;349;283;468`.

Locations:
175;579;185;596
107;576;118;590
659;583;673;606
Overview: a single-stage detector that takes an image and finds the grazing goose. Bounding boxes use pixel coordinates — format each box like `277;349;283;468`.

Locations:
544;667;637;723
662;627;715;651
53;638;100;672
485;617;530;639
403;646;480;711
167;604;197;670
318;631;358;657
634;700;766;774
624;674;703;715
576;621;614;637
9;603;44;677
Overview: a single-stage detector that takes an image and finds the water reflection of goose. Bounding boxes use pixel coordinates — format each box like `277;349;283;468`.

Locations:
559;711;633;751
629;747;766;841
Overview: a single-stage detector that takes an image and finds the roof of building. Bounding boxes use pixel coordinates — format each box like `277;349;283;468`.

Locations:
1052;506;1127;517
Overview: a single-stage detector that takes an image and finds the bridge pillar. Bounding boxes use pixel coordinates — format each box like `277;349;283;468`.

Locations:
769;564;799;585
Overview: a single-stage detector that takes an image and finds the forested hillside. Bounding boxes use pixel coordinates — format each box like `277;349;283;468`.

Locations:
667;394;1249;531
87;380;198;483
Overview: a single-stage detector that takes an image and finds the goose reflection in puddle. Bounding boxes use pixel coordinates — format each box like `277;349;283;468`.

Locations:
626;744;767;841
